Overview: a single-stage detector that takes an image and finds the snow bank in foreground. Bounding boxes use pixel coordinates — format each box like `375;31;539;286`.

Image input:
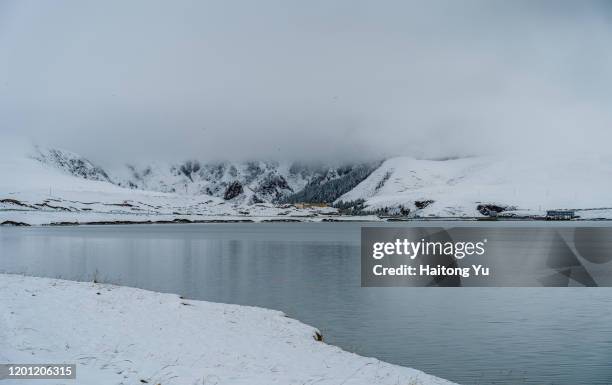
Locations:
0;274;454;385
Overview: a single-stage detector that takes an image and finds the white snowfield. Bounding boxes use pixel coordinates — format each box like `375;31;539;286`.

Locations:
0;274;455;385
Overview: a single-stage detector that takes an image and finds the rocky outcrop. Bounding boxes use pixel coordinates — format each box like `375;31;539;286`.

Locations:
414;200;434;209
257;173;292;201
223;181;244;200
477;204;507;216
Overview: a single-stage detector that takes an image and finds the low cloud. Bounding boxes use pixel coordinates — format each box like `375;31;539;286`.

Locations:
1;0;611;164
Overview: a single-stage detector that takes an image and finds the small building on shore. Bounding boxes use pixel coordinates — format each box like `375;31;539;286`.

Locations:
293;202;329;209
546;210;575;220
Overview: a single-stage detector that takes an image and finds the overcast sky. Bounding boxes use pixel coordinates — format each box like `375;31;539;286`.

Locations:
1;0;611;163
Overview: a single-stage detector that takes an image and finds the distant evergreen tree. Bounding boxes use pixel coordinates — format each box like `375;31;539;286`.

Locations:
283;161;381;204
179;160;201;182
375;171;392;191
333;199;369;215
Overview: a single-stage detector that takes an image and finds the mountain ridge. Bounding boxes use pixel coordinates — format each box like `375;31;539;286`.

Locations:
31;144;379;205
3;140;612;222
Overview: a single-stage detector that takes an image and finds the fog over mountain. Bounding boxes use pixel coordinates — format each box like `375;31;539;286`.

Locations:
1;0;612;164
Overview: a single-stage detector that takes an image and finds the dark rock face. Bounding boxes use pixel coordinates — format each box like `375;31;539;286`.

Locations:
257;173;292;201
477;204;507;216
415;200;434;209
223;181;244;200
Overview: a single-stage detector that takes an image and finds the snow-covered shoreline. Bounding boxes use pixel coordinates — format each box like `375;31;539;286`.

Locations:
2;209;611;227
0;274;455;385
0;210;382;226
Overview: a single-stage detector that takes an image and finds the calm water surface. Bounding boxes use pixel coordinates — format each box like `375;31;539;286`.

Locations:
1;222;611;384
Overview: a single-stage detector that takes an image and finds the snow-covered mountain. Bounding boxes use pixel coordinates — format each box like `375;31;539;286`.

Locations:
110;160;376;204
2;138;612;224
337;155;612;218
0;140;376;224
29;143;379;205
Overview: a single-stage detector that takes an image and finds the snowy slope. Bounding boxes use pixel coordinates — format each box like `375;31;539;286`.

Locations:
338;155;612;217
0;143;213;223
0;139;342;224
0;274;454;385
32;145;112;182
0;139;133;199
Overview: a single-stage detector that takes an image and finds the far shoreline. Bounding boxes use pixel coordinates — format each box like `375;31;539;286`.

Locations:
2;216;611;227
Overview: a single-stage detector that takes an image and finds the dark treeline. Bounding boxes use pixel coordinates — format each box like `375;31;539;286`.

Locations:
283;161;381;204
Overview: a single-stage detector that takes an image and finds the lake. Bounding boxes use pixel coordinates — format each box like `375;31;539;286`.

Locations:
1;222;611;384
